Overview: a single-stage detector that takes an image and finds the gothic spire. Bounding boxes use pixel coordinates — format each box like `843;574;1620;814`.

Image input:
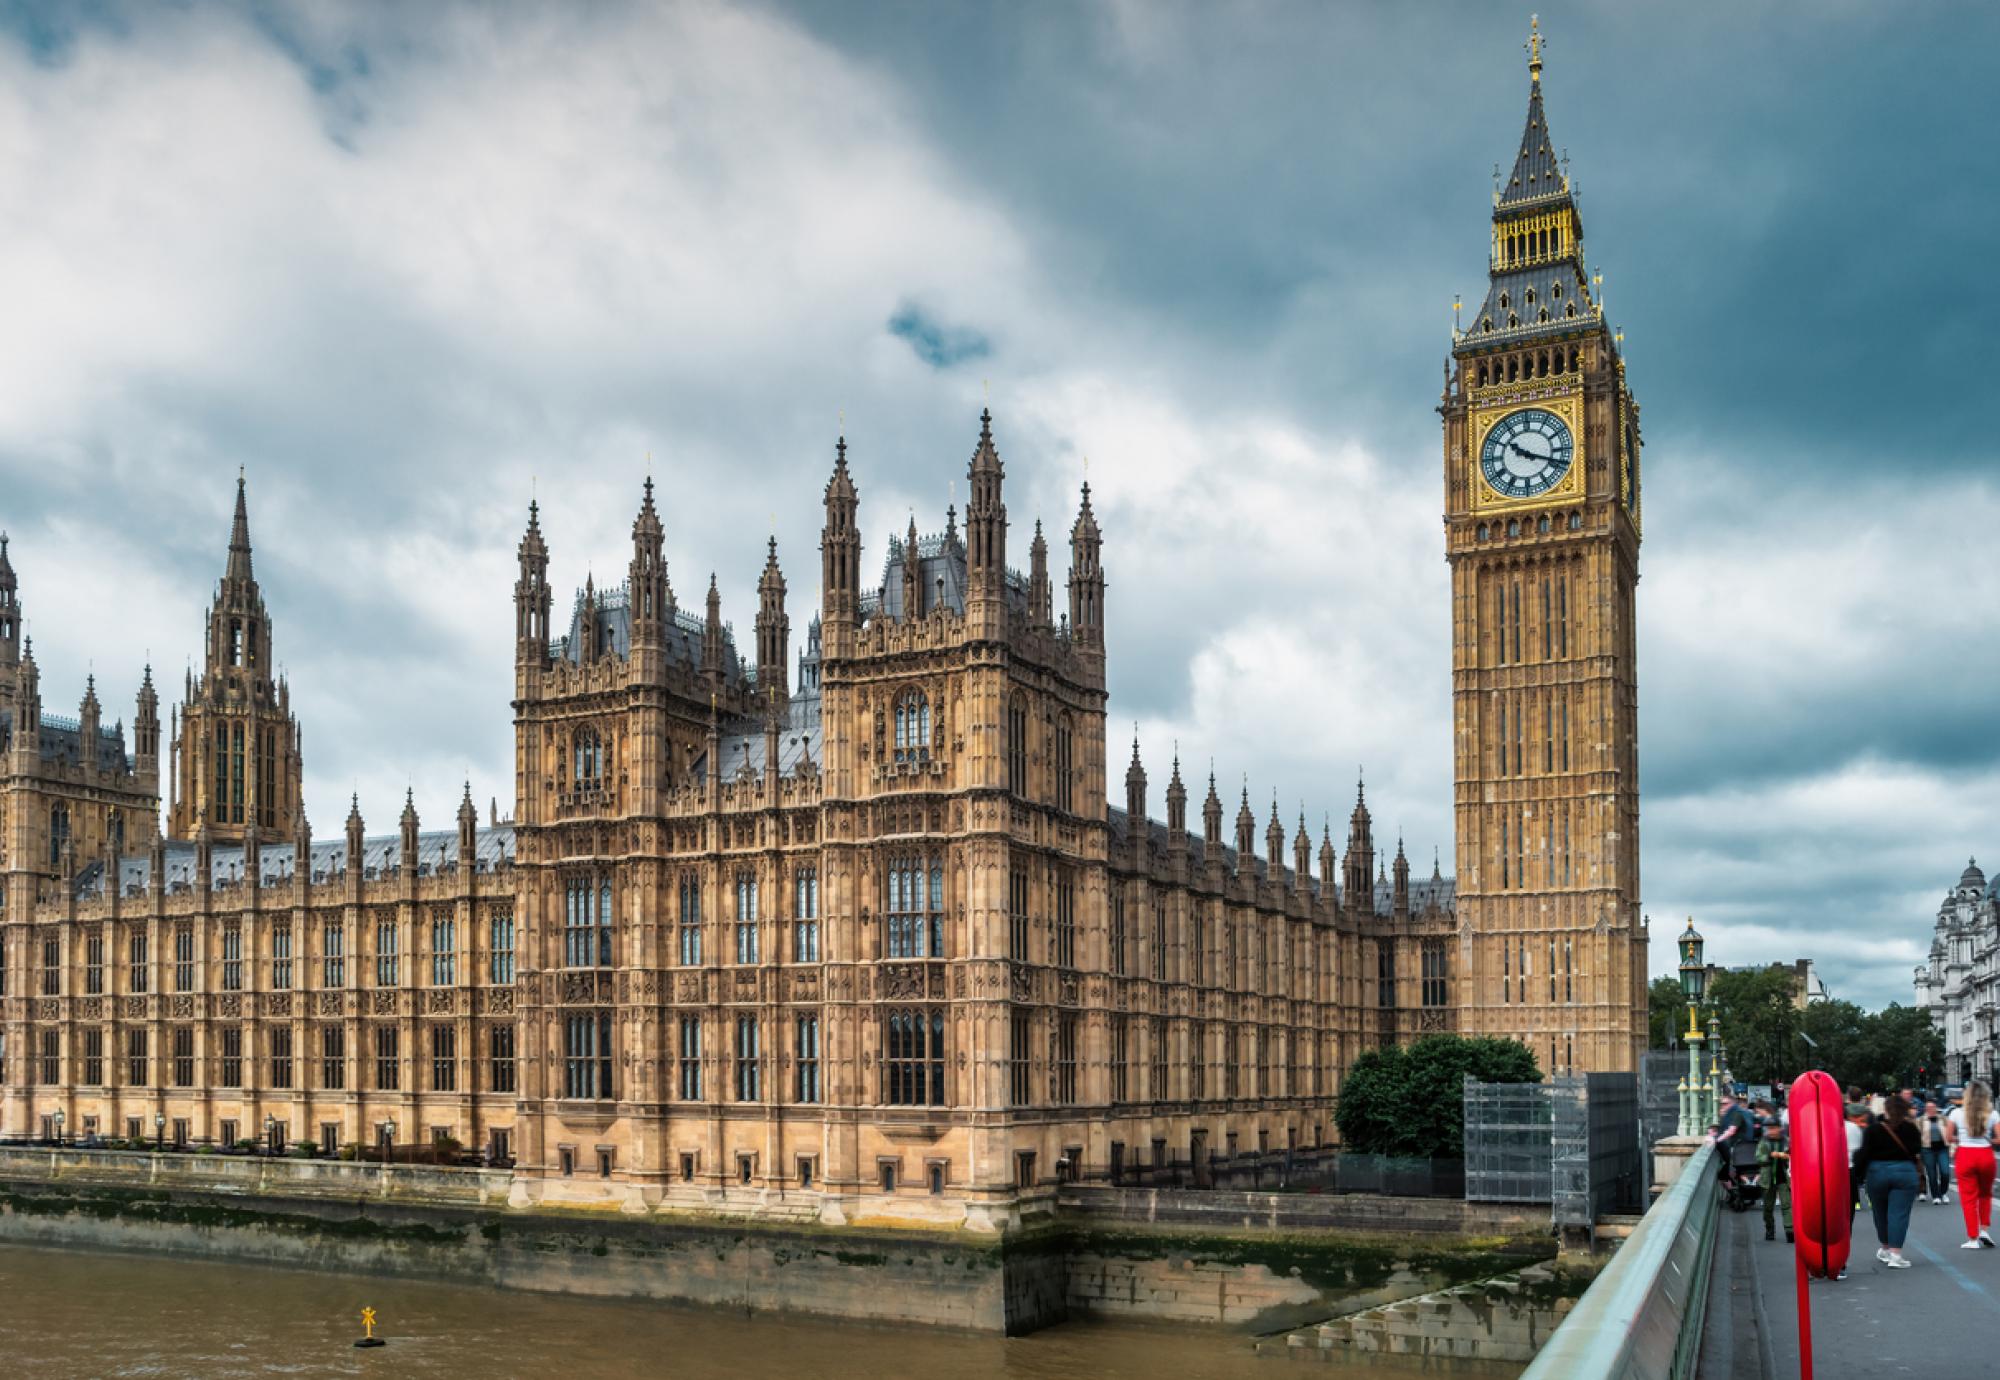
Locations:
226;471;254;584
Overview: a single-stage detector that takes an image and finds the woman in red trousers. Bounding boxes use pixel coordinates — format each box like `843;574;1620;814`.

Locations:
1946;1081;1999;1248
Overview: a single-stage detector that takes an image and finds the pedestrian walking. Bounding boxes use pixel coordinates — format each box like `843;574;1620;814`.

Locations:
1946;1081;2000;1248
1855;1095;1923;1267
1757;1119;1792;1243
1920;1101;1952;1204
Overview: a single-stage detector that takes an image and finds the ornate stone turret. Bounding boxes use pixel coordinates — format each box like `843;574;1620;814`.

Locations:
1294;811;1312;889
755;537;790;704
1028;521;1051;629
515;500;551;666
168;473;304;845
1343;777;1375;908
457;782;478;865
900;515;922;619
79;675;101;771
0;530;17;673
135;665;160;785
1235;786;1256;871
1202;770;1223;852
1124;735;1147;823
399;789;420;873
629;477;670;652
1266;798;1285;878
1319;822;1338;901
344;794;364;876
1165;752;1187;841
702;574;724;684
820;436;860;657
1067;482;1103;652
964;409;1008;636
1393;837;1411;920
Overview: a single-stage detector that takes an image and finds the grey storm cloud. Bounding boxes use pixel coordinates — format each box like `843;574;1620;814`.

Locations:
887;302;992;369
0;0;1994;1010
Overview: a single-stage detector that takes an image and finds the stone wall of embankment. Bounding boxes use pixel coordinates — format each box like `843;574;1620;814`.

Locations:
0;1148;1553;1336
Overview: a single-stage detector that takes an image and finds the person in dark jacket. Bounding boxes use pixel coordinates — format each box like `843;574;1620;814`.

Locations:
1756;1119;1792;1242
1855;1095;1924;1267
1919;1101;1952;1203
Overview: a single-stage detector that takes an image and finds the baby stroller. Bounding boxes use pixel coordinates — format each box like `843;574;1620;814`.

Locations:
1720;1136;1763;1212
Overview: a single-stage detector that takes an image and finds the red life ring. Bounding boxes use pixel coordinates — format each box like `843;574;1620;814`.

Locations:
1788;1069;1850;1279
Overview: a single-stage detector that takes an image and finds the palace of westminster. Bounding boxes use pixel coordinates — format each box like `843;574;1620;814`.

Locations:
0;41;1648;1225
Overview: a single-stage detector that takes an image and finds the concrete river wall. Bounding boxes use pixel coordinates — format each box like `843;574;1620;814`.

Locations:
0;1148;1553;1335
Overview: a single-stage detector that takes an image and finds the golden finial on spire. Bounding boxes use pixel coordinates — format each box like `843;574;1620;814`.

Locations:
1526;14;1543;85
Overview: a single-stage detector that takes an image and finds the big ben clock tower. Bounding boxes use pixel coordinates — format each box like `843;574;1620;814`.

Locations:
1444;19;1647;1074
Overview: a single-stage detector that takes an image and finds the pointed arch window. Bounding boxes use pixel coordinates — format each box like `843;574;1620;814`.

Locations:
573;729;604;788
1007;696;1028;795
48;802;69;870
886;857;943;959
893;690;930;764
564;874;614;968
1054;714;1075;812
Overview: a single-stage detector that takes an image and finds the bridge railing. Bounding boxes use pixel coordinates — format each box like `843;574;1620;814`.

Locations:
1518;1140;1719;1380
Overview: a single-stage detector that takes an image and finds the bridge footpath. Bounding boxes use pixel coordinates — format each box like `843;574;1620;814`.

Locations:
1703;1189;1998;1378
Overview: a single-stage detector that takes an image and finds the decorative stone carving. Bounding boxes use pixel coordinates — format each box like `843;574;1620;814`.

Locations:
1058;974;1079;1007
427;989;454;1014
1009;963;1034;1004
123;996;147;1020
33;998;60;1021
217;994;242;1018
881;963;925;1000
78;997;103;1020
170;995;194;1019
264;993;293;1017
486;987;515;1015
318;991;342;1016
952;967;968;999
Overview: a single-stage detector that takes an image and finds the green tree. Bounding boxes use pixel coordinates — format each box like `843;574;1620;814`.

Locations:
1648;976;1687;1051
1335;1035;1541;1158
1710;966;1801;1086
1865;1004;1946;1092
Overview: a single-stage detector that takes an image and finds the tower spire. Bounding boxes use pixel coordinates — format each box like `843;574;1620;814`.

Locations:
1526;12;1543;86
227;470;254;583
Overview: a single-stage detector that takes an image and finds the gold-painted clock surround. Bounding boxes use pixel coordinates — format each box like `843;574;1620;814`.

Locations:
1468;393;1585;514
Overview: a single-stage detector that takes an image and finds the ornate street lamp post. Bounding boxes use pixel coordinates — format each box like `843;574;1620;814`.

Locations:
1677;919;1708;1136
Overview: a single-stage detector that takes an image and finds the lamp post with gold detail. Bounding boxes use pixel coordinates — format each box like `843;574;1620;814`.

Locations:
1677;919;1708;1136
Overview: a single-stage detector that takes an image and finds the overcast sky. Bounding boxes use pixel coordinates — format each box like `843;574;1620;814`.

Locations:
2;2;1993;1010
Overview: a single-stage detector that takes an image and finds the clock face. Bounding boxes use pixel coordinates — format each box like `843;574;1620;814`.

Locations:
1480;408;1574;499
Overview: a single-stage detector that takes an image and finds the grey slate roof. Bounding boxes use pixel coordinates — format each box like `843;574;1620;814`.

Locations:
0;706;133;774
551;582;745;684
75;826;518;900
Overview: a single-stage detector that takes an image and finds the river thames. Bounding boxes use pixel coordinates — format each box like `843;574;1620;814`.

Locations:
0;1242;1495;1379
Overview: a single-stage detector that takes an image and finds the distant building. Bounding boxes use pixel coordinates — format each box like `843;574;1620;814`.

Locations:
1700;958;1828;1010
1914;858;1997;1083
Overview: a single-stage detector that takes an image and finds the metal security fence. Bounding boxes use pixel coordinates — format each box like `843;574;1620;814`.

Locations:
1638;1052;1683;1199
1467;1073;1642;1219
1464;1078;1555;1203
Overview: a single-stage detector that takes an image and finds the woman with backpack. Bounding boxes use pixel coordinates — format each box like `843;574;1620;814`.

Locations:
1946;1081;2000;1248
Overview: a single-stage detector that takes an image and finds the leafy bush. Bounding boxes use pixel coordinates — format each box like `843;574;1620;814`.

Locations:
1335;1035;1542;1158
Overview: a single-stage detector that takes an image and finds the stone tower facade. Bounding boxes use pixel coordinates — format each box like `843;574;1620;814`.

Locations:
166;476;304;850
1443;23;1648;1073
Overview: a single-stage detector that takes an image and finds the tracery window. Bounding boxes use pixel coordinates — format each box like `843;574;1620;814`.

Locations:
322;921;345;988
1008;864;1029;961
431;1025;457;1092
893;690;931;764
320;1025;344;1090
272;924;293;990
1421;939;1448;1007
793;867;819;962
222;925;242;991
734;872;759;964
41;937;59;996
678;873;702;966
572;728;604;787
48;802;69;869
374;1025;399;1091
564;1012;612;1100
1053;870;1076;969
1054;715;1074;811
564;875;613;968
886;858;943;959
488;911;514;984
375;917;399;986
173;923;195;993
84;929;103;996
795;1016;820;1104
1054;1012;1078;1105
734;1015;761;1101
220;1027;243;1088
489;1024;516;1093
678;1016;703;1100
431;917;456;986
884;1007;945;1106
1007;696;1028;795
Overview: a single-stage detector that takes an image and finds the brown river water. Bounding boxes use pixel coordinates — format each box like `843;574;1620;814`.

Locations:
0;1242;1495;1379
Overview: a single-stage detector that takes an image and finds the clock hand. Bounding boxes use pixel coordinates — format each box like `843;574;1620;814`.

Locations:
1507;440;1547;464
